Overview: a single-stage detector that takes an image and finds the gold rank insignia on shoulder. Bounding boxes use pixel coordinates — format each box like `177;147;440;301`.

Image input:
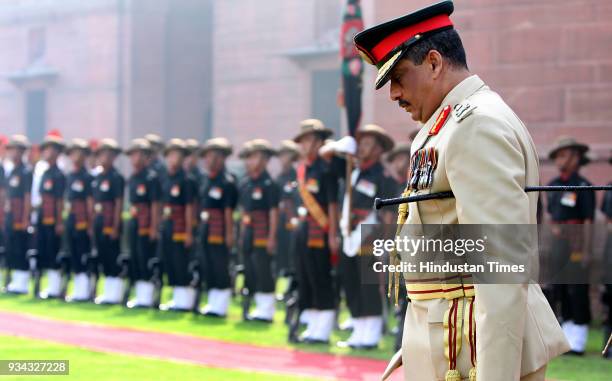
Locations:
452;101;477;123
408;147;438;191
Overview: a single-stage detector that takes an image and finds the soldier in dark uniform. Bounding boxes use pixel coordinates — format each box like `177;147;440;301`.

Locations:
4;135;33;294
546;136;595;356
384;141;411;350
321;125;397;349
601;153;612;359
386;142;411;196
144;134;167;179
0;137;6;286
275;140;300;278
125;139;162;308
36;133;67;299
64;139;95;302
92;139;125;304
293;119;339;344
159;139;196;311
198;137;237;317
238;140;280;322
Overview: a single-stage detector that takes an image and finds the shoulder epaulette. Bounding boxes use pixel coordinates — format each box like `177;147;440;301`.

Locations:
452;101;477;123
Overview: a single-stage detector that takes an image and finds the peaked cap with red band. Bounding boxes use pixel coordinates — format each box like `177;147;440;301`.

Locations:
354;0;454;90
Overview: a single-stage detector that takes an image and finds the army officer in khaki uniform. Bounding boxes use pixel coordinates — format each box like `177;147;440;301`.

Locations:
354;1;569;380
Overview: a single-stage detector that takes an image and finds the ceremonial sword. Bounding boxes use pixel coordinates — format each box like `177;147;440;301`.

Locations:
374;185;612;209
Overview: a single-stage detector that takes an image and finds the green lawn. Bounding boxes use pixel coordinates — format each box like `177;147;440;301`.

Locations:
0;335;319;381
0;278;610;380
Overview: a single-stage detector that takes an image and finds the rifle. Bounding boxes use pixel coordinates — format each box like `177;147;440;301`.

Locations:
287;219;308;343
26;223;41;298
191;222;206;314
374;185;612;209
87;222;100;302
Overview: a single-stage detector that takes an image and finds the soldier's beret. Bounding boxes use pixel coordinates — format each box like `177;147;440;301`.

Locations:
277;139;300;159
125;138;153;155
94;138;122;155
6;134;31;150
354;0;455;90
200;137;233;157
356;124;395;152
548;136;590;165
66;138;91;155
163;138;189;156
386;142;412;162
239;139;277;159
39;129;65;151
293;119;333;143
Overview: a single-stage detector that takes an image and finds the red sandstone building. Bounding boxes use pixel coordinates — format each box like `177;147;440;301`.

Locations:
0;0;610;184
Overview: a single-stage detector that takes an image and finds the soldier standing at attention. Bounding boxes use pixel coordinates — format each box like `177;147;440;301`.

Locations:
159;139;196;311
275;140;300;278
386;142;411;196
198;138;237;317
546;136;595;356
293;119;339;344
64;139;95;302
3;135;32;294
37;132;67;299
238;140;280;322
602;153;612;359
321;125;397;350
92;139;125;304
384;142;412;351
125;139;162;308
0;136;8;287
355;1;568;379
144;134;167;179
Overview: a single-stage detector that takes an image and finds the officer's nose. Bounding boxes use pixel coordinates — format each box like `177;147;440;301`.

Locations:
389;80;401;102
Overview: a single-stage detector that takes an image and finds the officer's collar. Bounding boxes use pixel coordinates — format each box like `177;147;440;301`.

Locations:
439;74;485;110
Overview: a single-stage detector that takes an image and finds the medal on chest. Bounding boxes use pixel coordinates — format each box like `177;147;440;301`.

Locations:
208;186;222;200
355;179;376;198
100;180;110;192
9;176;20;188
560;192;577;207
283;181;296;193
306;178;319;193
170;184;180;197
252;186;263;200
43;179;53;191
72;180;84;192
408;147;438;191
136;183;146;196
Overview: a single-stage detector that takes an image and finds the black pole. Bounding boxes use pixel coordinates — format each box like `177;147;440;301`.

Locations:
374;185;612;210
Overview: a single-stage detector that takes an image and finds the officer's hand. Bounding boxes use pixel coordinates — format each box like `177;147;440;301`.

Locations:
149;229;158;241
109;227;119;240
184;233;193;248
266;238;276;255
55;224;64;236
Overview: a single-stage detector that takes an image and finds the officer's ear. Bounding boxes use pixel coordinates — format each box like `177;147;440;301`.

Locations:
425;49;444;79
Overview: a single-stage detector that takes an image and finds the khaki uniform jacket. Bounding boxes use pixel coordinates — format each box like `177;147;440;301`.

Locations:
389;75;569;381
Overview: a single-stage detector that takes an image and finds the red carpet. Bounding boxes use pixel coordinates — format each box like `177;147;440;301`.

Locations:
0;310;399;380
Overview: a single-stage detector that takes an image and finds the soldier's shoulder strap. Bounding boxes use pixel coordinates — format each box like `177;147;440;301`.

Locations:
296;162;329;231
451;100;478;123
